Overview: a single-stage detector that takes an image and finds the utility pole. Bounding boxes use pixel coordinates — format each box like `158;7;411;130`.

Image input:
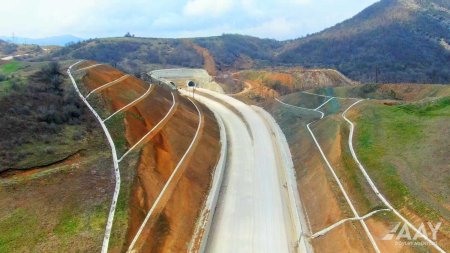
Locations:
375;65;379;84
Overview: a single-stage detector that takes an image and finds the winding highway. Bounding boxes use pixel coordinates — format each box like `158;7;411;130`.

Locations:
190;89;309;253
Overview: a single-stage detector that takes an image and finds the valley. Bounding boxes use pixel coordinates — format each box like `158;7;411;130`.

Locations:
1;0;449;252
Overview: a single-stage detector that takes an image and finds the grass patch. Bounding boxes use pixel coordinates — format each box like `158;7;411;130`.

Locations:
0;61;22;75
282;91;328;109
54;204;108;238
126;110;145;122
398;96;450;116
105;112;128;157
54;209;82;236
339;126;380;213
13;125;87;169
354;100;448;220
0;80;12;95
0;76;27;98
109;152;140;250
0;208;42;252
355;104;420;206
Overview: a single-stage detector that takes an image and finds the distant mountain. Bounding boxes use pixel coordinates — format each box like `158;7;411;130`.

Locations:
46;0;450;84
277;0;450;83
0;35;83;46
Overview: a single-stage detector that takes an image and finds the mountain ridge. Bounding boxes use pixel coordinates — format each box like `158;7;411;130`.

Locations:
44;0;450;84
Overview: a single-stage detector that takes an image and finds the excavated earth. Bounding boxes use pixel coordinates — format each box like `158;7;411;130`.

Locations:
78;62;220;252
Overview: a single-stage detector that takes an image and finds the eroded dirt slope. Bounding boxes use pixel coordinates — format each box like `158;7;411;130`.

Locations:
234;68;355;97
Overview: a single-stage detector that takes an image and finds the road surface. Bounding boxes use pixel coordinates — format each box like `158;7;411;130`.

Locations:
191;89;306;253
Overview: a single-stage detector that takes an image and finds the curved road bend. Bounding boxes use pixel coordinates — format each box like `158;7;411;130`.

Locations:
191;89;306;253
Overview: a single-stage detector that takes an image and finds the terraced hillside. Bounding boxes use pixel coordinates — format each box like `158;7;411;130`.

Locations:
232;79;450;252
0;59;221;253
71;61;221;252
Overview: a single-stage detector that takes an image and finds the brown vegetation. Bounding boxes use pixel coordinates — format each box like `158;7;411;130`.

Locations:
184;40;217;76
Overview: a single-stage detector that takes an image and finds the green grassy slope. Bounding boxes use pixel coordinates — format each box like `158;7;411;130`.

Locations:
353;97;450;220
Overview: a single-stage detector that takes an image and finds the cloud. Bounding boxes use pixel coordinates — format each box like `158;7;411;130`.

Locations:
0;0;379;39
240;17;296;39
288;0;311;4
183;0;234;17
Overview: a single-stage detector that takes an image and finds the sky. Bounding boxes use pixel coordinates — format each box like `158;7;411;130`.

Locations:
0;0;379;40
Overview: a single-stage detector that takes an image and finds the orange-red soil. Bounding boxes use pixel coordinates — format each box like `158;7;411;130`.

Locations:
82;63;220;253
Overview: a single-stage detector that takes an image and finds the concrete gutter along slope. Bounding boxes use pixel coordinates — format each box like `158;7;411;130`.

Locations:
68;61;120;253
187;88;310;253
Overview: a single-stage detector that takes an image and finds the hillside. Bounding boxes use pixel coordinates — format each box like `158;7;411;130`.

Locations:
0;60;222;252
236;68;354;94
192;34;281;70
0;60;114;252
45;35;282;75
277;0;450;83
0;61;91;171
72;62;221;252
49;37;204;75
252;83;450;252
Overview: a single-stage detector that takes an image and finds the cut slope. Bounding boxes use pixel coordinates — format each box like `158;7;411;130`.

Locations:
232;68;355;102
75;62;220;252
261;84;450;252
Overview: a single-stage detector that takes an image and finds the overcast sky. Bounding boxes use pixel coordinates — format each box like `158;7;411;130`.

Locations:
0;0;379;40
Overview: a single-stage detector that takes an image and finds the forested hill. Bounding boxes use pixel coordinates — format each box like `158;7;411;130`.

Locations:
45;35;281;76
277;0;450;83
46;0;450;84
